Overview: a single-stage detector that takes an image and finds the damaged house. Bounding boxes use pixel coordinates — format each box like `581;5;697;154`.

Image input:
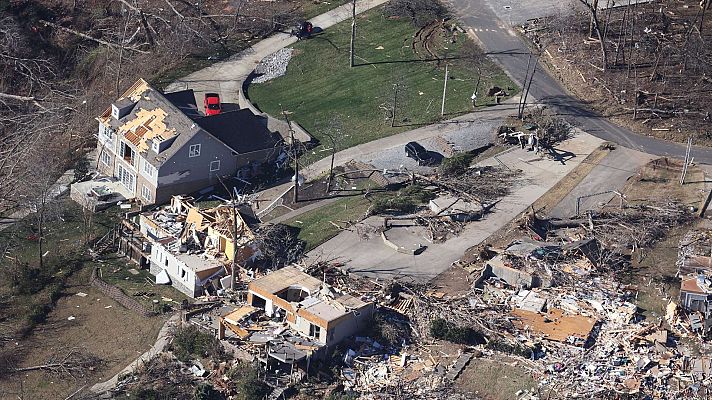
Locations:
139;196;256;297
246;267;374;346
95;78;283;205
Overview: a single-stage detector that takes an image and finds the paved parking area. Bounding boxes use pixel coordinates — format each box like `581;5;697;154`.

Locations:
306;131;604;282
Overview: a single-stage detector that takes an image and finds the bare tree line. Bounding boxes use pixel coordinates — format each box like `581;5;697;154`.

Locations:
534;0;712;138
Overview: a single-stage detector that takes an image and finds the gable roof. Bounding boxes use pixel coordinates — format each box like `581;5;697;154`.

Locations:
195;109;283;155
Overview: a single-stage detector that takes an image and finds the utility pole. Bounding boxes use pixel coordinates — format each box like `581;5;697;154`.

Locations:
680;137;692;185
324;132;336;194
441;64;449;116
280;104;299;203
349;0;357;68
518;54;532;117
520;57;538;120
230;200;239;290
391;84;398;127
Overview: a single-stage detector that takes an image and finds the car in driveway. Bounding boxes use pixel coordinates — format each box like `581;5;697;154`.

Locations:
203;93;222;116
405;141;432;165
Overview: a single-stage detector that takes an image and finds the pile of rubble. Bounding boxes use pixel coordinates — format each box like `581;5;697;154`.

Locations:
252;48;294;84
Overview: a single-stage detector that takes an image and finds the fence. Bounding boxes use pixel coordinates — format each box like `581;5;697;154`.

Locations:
90;267;156;317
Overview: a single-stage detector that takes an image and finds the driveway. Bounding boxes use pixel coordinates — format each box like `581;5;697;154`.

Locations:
302;100;521;179
444;0;712;164
306;131;604;282
549;147;656;218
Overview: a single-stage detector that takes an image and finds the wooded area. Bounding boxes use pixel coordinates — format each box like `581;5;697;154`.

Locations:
527;0;712;144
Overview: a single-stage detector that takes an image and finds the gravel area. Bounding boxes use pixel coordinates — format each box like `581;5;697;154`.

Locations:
364;119;499;174
252;48;294;84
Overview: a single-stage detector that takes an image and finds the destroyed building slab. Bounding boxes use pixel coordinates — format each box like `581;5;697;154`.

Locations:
511;307;597;347
247;266;374;346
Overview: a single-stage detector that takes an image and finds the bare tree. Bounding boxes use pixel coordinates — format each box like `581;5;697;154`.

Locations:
578;0;609;71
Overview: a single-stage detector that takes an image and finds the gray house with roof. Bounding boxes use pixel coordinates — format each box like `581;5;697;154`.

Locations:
96;79;283;205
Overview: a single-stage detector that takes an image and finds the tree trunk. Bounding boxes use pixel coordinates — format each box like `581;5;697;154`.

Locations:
589;0;600;38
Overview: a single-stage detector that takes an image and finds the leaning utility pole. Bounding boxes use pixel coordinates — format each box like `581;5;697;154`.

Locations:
518;54;532;117
441;64;449;116
349;0;357;68
519;57;538;120
391;84;398;127
680;137;692;185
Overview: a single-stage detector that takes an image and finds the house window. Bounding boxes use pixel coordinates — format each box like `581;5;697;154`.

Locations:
210;160;220;172
141;185;152;202
100;151;111;166
189;144;201;158
309;323;321;339
180;269;187;280
142;159;154;177
116;164;135;191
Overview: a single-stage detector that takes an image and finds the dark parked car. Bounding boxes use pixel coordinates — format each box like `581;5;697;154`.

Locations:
405;141;432;165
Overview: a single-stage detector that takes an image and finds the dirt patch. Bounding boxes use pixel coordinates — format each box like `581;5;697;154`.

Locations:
428;265;473;297
0;268;167;399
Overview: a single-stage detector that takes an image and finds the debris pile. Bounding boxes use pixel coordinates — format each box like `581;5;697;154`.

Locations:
253;48;294;84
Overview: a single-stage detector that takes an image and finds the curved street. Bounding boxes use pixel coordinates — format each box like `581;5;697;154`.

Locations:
445;0;712;164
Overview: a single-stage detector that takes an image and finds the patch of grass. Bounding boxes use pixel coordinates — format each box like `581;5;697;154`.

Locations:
98;255;190;310
456;358;540;400
301;0;352;19
249;5;517;164
226;362;270;400
284;194;372;250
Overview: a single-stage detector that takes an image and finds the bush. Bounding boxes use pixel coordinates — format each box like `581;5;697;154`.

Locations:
485;340;535;358
226;363;270;400
429;318;485;345
439;152;475;176
194;382;225;400
326;392;360;400
171;325;223;362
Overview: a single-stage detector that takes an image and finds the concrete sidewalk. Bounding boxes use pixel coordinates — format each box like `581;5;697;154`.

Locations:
165;0;390;103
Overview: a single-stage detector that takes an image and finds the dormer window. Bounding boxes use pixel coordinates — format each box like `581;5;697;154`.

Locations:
189;144;201;158
111;105;119;119
151;140;159;153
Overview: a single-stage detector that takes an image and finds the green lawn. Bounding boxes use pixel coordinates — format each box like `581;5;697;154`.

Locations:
284;194;372;251
248;5;517;163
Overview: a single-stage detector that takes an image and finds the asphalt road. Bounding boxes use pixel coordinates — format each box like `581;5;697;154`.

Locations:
445;0;712;164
